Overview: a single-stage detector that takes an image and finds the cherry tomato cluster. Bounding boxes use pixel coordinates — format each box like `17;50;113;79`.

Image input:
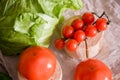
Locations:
54;12;109;51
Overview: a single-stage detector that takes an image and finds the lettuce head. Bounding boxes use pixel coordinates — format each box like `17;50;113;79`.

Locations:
0;0;83;55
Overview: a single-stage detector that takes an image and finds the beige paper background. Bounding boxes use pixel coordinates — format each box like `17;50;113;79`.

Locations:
51;0;120;80
0;0;120;80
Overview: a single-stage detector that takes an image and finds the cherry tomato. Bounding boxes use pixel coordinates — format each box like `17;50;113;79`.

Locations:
54;38;65;50
82;12;95;24
85;25;97;37
65;39;78;51
62;26;74;38
74;59;112;80
96;18;107;31
18;46;56;80
72;19;84;30
73;30;85;43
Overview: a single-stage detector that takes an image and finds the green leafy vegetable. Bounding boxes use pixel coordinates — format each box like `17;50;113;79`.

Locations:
0;72;12;80
0;13;58;55
0;0;83;55
38;0;83;17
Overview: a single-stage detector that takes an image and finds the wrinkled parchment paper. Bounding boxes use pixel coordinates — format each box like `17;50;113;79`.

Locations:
0;0;120;80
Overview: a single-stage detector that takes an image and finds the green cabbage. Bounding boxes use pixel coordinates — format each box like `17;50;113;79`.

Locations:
0;0;83;55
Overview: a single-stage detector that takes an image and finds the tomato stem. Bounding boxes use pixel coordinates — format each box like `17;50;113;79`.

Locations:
99;11;111;25
104;13;111;25
92;12;99;18
85;38;88;58
99;11;105;18
93;11;111;25
92;11;105;18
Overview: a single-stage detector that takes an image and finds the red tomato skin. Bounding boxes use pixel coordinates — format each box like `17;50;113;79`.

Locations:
96;18;107;24
96;18;107;31
82;12;95;24
85;25;97;37
65;39;78;51
18;46;56;80
54;38;65;50
72;19;84;30
74;59;112;80
73;30;85;43
62;26;74;38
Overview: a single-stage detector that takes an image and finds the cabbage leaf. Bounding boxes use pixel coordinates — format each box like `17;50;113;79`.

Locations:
0;0;83;55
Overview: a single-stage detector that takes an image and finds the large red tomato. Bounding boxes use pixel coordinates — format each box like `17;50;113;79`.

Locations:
18;46;56;80
74;59;112;80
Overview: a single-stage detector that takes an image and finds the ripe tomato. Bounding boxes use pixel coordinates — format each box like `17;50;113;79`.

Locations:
96;18;107;31
73;30;85;43
65;39;78;51
74;59;112;80
18;46;56;80
54;38;65;50
85;25;97;37
82;12;95;24
72;19;84;30
62;26;74;38
96;18;107;23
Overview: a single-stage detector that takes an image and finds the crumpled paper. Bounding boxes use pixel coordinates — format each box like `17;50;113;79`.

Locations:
0;0;120;80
